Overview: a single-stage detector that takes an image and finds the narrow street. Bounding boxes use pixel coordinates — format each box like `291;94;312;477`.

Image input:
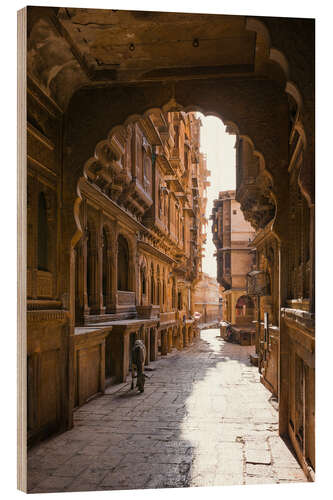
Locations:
28;329;307;493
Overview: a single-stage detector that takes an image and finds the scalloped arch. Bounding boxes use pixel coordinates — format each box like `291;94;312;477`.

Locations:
246;17;306;140
83;103;268;180
79;102;279;243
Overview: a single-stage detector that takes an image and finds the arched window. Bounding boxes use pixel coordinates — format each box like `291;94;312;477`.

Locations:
143;157;151;194
235;295;255;322
157;281;160;305
37;192;48;271
150;264;155;304
178;291;182;310
140;265;147;305
163;280;166;305
156;265;160;305
141;268;146;295
117;235;129;291
172;279;176;309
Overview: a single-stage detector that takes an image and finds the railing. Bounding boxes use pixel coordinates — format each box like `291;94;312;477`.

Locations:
160;311;176;324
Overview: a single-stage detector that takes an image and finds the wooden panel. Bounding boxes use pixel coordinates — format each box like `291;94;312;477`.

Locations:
27;353;39;432
289;346;296;431
27;316;69;445
77;346;101;406
39;349;61;428
264;339;279;395
160;311;176;324
37;270;53;298
27;268;33;298
305;366;315;469
105;333;113;379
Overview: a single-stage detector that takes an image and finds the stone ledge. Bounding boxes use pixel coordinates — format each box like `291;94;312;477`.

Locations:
27;309;69;324
281;307;315;333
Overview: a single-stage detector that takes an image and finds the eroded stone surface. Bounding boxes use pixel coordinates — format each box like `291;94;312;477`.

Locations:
27;329;307;492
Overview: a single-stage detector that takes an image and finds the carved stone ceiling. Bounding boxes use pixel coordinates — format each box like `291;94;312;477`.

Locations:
57;8;257;81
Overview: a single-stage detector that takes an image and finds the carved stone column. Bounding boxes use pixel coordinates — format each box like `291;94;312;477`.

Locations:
97;217;105;314
168;328;173;353
82;227;89;315
110;223;118;311
189;326;193;344
144;327;150;366
179;326;184;350
150;327;158;361
88;239;99;314
104;247;113;313
75;239;85;324
161;329;168;356
183;326;188;347
279;244;290;436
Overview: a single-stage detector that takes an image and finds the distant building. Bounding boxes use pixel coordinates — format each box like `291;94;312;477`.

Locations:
193;273;223;326
211;190;256;327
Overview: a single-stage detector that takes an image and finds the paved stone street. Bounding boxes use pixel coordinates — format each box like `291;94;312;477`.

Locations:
28;329;307;493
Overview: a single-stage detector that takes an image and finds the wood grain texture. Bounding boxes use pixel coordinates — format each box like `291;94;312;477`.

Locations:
17;6;27;493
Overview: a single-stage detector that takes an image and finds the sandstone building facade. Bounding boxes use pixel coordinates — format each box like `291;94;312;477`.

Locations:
211;191;256;331
236;134;315;475
27;99;208;444
193;273;223;326
20;7;315;481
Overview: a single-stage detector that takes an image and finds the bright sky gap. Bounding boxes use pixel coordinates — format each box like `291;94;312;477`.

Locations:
197;113;236;278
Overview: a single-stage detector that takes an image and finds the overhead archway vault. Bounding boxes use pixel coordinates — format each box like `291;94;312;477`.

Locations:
25;7;315;479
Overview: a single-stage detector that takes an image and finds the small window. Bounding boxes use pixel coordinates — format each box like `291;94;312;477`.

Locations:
141;270;146;295
117;235;129;291
178;291;182;310
233;210;237;215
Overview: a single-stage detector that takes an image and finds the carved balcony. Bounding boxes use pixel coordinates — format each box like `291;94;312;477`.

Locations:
112;291;136;317
136;304;160;319
159;311;176;327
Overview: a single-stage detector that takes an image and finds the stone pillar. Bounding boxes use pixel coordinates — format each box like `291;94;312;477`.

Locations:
145;327;150;366
97;217;105;314
178;326;183;350
75;239;85;324
100;340;106;394
231;293;236;325
168;328;173;352
88;241;99;314
279;244;290;436
83;228;90;316
161;329;168;356
111;328;129;383
150;328;158;361
189;326;193;344
104;247;113;312
183;326;188;347
110;224;118;311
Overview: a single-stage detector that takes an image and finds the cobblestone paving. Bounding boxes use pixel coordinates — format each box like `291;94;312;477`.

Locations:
28;329;307;492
